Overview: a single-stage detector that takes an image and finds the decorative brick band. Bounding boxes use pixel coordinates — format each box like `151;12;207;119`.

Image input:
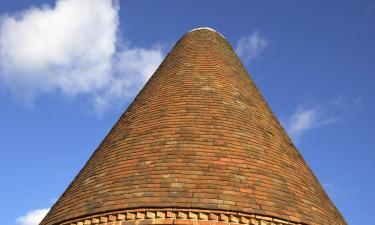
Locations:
61;208;303;225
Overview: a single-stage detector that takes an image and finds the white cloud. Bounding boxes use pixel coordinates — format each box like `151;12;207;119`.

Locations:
93;46;163;115
16;208;50;225
0;0;164;113
0;0;117;104
284;104;338;141
235;30;268;63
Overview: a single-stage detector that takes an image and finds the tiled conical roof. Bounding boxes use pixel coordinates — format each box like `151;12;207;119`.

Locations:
40;28;346;225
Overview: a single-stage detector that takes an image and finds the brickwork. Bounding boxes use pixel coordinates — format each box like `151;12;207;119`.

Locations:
40;28;346;225
60;208;301;225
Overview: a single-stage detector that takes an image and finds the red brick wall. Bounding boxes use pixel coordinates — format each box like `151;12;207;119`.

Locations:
41;29;346;225
58;208;303;225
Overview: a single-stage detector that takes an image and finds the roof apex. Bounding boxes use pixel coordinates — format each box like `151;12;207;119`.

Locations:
188;27;226;39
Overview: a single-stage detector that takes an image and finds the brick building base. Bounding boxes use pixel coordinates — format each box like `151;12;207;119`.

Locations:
63;208;301;225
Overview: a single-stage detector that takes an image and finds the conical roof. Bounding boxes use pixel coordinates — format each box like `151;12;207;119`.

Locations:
41;28;346;225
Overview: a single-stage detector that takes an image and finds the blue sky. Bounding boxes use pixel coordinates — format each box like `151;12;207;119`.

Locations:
0;0;374;224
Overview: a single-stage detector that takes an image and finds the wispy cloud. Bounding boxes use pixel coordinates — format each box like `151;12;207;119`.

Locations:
0;0;164;114
235;30;268;63
284;103;338;141
323;182;338;198
354;95;364;105
322;181;350;200
16;208;50;225
283;94;365;142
